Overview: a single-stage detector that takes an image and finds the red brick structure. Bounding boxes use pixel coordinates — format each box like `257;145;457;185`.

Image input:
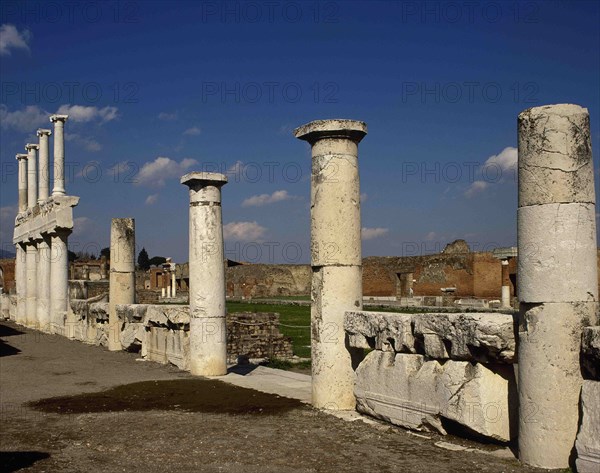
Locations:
0;258;16;293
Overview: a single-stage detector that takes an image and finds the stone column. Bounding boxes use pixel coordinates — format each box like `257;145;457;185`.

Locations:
25;144;39;209
37;129;52;202
517;104;598;468
50;231;69;335
25;243;38;328
50;115;68;196
16;154;28;212
500;260;510;308
99;256;108;279
294;119;367;410
37;237;51;332
172;270;177;297
108;218;136;351
15;243;27;325
181;172;228;376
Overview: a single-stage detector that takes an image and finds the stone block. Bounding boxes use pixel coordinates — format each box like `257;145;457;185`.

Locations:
576;380;600;473
354;351;515;442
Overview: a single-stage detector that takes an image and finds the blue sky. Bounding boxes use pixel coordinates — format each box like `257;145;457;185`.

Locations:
1;0;599;263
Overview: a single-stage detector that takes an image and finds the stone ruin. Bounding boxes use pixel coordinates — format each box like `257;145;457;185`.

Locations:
1;104;599;471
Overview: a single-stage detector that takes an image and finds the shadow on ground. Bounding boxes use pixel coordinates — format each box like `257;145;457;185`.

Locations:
0;451;51;472
28;379;304;415
0;324;24;357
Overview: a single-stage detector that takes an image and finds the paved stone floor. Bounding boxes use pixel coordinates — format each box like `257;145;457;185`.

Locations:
1;321;547;473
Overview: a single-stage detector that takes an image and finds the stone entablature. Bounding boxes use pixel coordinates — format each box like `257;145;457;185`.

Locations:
13;195;79;244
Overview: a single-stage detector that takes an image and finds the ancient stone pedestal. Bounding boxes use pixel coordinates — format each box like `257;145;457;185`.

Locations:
517;104;598;468
108;218;136;351
181;172;228;376
295;119;367;410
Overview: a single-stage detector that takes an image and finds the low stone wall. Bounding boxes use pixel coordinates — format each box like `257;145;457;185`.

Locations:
65;299;293;369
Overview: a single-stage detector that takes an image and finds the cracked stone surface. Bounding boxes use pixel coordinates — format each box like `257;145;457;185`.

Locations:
575;380;600;473
518;103;594;206
344;311;516;363
582;326;600;380
354;351;515;442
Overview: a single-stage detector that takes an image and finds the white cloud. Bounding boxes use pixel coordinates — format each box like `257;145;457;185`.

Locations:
65;133;102;152
0;24;31;56
56;105;118;123
136;156;197;187
464;180;489;198
183;126;201;136
223;221;267;241
484;146;517;173
242;190;295;207
362;227;389;240
0;105;48;132
158;112;178;121
145;194;159;205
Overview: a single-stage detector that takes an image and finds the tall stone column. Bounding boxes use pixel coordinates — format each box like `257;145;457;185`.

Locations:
172;270;177;297
517;104;598;468
25;243;38;328
37;129;52;202
108;218;136;351
50;231;69;335
500;260;510;308
16;153;28;212
294;119;367;410
37;237;51;332
181;172;228;376
50;115;68;196
25;144;39;209
15;243;27;325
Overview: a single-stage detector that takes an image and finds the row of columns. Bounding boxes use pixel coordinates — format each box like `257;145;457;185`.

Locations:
14;115;71;335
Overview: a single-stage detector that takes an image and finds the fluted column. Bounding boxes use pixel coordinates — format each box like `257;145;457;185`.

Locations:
294;119;367;410
15;243;27;325
50;231;69;335
501;260;510;308
181;172;228;376
50;114;68;196
25;144;39;209
37;129;52;202
37;237;51;332
16;154;28;212
25;243;38;328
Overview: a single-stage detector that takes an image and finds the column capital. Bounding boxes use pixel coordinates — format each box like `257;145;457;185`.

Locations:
25;143;39;151
181;172;228;189
294;119;367;145
501;259;509;266
50;114;69;123
37;129;52;137
16;153;28;161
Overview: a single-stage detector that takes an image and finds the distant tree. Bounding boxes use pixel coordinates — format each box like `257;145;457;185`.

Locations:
100;247;110;259
68;250;78;262
148;256;167;267
138;247;150;270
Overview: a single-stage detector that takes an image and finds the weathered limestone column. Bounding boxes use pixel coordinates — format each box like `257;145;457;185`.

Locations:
181;172;228;376
99;256;108;279
16;153;28;212
50;231;69;335
294;119;367;410
501;260;510;308
37;237;51;332
15;243;27;325
517;104;598;468
25;144;39;209
108;218;136;351
50;115;68;196
37;129;52;202
25;242;38;328
172;271;177;297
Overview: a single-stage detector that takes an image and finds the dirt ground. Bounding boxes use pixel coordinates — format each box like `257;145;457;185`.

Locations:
1;321;547;473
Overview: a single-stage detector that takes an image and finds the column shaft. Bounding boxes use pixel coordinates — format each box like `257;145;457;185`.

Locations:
172;271;177;297
501;260;510;308
26;145;39;209
37;237;51;332
50;232;69;335
50;115;68;196
16;154;28;212
517;104;598;468
37;129;52;201
181;172;228;376
25;243;38;328
108;218;136;351
15;244;27;325
295;119;367;410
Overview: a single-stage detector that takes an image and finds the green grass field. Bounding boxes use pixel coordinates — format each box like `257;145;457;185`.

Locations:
226;301;311;358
